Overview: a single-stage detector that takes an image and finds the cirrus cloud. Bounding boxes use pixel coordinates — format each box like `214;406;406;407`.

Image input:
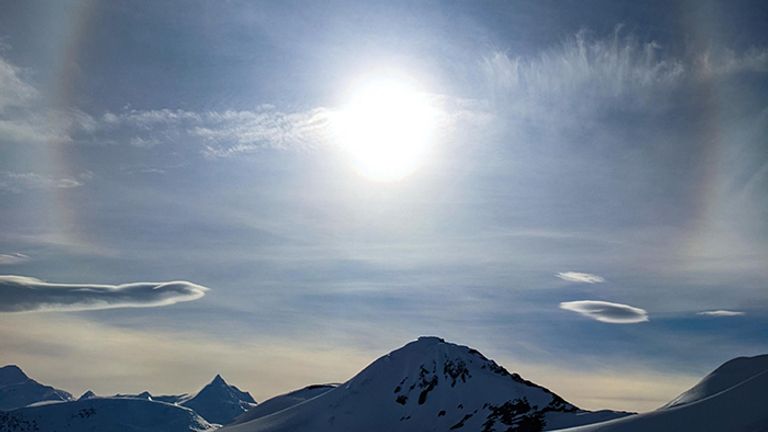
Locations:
0;275;209;313
560;300;649;324
556;271;605;284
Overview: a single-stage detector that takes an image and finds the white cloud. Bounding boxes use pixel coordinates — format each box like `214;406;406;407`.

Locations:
0;275;209;313
0;253;29;265
0;171;86;193
557;271;605;284
560;300;649;324
697;310;746;317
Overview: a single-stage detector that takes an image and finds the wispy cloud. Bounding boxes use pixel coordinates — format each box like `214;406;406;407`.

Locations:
482;29;684;114
0;55;37;111
556;271;605;284
0;275;209;313
560;300;649;324
697;310;746;317
482;28;768;119
0;171;87;193
0;51;97;145
99;106;334;157
0;253;29;265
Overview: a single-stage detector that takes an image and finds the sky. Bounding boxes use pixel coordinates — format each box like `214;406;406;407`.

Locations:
1;0;767;413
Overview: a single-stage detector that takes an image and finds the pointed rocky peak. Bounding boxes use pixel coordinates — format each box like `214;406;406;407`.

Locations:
78;390;97;400
0;365;29;385
181;374;257;425
211;374;227;386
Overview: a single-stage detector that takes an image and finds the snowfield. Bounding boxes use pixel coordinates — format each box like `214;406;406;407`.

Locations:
552;354;768;432
0;397;216;432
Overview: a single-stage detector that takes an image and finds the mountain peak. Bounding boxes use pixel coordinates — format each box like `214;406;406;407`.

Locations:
0;365;73;411
415;336;445;344
182;375;257;425
78;390;96;400
222;337;629;432
0;364;29;384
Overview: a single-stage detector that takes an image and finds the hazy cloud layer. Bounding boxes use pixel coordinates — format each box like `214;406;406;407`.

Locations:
557;272;605;284
560;300;649;324
697;310;746;317
0;253;29;265
0;275;208;313
0;50;471;158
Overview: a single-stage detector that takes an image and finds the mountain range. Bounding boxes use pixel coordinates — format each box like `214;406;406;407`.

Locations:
2;337;767;432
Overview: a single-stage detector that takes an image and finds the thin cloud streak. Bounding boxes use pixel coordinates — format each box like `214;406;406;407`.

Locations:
0;253;30;265
557;271;605;284
0;275;209;313
0;171;86;193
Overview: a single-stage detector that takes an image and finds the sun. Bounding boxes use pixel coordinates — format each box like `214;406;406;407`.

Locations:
332;77;439;182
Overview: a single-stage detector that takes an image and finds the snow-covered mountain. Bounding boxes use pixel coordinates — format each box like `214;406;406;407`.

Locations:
222;337;629;432
182;374;257;425
0;397;216;432
554;354;768;432
0;365;73;411
230;384;338;425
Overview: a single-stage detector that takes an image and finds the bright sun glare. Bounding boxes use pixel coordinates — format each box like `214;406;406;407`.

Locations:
333;78;439;182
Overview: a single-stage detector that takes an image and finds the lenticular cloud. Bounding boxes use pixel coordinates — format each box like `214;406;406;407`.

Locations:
697;310;746;317
0;275;209;313
560;300;648;324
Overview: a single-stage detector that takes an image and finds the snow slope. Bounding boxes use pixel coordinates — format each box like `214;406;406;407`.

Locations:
0;365;73;411
182;375;257;425
662;354;768;409
230;384;337;425
222;337;629;432
0;397;216;432
554;354;768;432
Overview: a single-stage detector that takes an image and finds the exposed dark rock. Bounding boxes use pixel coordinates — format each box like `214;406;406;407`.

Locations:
481;398;545;432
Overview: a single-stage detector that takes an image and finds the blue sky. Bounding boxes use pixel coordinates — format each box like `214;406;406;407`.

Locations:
1;0;767;412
